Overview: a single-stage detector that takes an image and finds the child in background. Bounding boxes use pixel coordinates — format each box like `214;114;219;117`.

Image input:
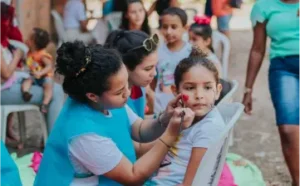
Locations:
152;7;192;113
147;48;225;186
22;28;53;113
189;15;222;77
120;0;151;35
156;7;192;93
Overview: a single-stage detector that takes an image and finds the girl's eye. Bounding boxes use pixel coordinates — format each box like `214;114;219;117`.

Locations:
205;86;212;90
145;66;153;71
185;86;194;90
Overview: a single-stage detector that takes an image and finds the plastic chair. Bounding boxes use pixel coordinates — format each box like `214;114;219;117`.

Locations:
1;105;48;145
192;103;244;186
104;12;122;31
218;80;238;105
212;31;230;79
217;80;239;146
51;10;66;47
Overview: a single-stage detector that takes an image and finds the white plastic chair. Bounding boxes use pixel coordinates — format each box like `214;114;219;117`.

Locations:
192;103;244;186
51;10;66;47
1;105;48;144
212;31;230;79
218;80;239;146
104;12;122;31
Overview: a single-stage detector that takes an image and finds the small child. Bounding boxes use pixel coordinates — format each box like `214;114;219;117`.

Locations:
189;15;222;77
153;7;192;113
147;49;226;186
156;7;192;93
22;28;53;113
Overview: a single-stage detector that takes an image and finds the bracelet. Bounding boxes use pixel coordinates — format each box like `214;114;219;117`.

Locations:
244;87;252;94
159;138;171;148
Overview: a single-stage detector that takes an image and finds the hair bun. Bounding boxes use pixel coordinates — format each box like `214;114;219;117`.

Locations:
56;41;87;78
194;15;211;25
189;46;208;58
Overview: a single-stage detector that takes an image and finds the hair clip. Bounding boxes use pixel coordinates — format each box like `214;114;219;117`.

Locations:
75;48;92;77
194;15;211;25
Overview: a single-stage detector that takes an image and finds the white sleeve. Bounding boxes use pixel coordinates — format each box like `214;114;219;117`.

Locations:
69;134;123;176
190;118;225;149
125;104;140;125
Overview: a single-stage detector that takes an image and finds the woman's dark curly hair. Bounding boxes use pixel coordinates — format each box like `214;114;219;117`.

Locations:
56;41;123;103
174;47;219;88
120;0;151;35
104;29;157;71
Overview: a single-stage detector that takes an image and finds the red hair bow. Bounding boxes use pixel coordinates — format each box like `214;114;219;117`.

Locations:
194;15;211;25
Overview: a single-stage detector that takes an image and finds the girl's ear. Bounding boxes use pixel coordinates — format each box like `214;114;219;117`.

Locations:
215;83;223;100
171;84;178;96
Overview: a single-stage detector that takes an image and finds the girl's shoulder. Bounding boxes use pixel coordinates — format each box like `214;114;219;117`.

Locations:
193;108;225;133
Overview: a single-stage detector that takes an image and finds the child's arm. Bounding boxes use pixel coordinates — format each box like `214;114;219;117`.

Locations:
147;0;157;16
181;147;207;185
35;56;53;77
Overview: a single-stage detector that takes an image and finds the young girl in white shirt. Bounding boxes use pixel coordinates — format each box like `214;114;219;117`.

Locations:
146;48;226;186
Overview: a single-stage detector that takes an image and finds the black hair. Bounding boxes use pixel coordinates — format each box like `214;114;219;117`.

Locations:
161;7;188;26
32;28;50;50
189;22;214;52
174;47;219;88
156;0;171;16
120;0;151;35
104;29;157;71
1;2;13;21
56;41;123;103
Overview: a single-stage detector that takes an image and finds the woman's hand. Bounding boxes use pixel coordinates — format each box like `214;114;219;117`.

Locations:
242;92;252;115
166;107;195;137
160;94;183;125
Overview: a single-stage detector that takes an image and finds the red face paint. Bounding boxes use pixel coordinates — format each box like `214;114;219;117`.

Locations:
182;94;189;102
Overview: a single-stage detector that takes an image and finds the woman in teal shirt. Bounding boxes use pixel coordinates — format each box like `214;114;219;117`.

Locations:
243;0;299;185
1;141;22;186
34;41;194;185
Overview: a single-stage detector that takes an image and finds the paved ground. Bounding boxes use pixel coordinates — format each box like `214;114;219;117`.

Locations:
6;2;292;186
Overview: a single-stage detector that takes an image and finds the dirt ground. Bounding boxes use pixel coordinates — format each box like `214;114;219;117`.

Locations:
6;3;293;186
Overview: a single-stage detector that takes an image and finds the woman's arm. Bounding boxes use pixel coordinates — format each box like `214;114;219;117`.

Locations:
244;22;267;90
1;49;23;80
104;107;195;185
242;22;267;114
181;148;207;186
131;94;182;143
147;0;157;16
133;141;156;158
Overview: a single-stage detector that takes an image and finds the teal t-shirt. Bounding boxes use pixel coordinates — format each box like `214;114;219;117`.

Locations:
251;0;299;59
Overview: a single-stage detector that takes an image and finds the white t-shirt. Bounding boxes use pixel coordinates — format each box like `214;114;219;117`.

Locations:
69;104;140;186
148;107;225;186
63;0;87;29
